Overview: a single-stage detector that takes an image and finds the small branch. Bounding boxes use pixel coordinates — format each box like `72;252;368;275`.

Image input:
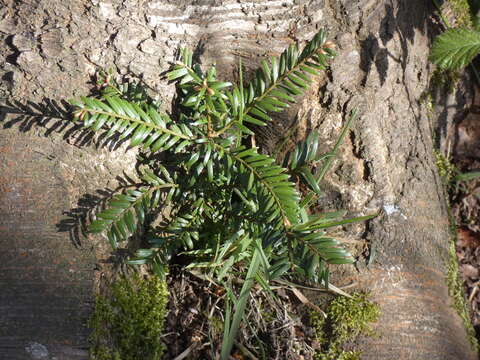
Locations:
79;108;193;140
233;341;259;360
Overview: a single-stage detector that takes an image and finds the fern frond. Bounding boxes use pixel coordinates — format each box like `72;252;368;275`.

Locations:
242;30;334;126
89;185;176;248
71;96;196;151
286;132;320;170
264;211;377;283
165;208;203;250
211;30;335;138
293;212;377;232
284;132;324;194
286;212;377;281
293;230;353;263
430;28;480;70
226;146;300;228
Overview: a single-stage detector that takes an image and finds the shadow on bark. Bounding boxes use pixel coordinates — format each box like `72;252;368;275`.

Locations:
0;100;148;253
0;99;132;150
56;173;145;252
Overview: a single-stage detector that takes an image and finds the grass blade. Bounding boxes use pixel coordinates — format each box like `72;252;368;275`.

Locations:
220;248;261;360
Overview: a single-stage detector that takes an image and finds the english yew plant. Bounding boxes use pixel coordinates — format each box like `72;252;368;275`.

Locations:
71;29;373;358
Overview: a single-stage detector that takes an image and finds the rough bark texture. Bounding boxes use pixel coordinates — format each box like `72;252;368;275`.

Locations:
0;0;476;359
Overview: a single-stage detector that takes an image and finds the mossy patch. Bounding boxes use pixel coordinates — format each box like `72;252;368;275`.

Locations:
434;150;457;185
446;217;480;352
448;0;473;28
430;68;462;94
434;149;479;352
89;273;169;360
310;292;380;360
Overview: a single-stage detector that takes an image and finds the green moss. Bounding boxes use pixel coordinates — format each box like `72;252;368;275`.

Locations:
432;144;479;352
89;273;169;360
449;0;473;28
311;292;380;360
420;92;435;116
434;150;457;185
430;68;462;94
446;218;480;352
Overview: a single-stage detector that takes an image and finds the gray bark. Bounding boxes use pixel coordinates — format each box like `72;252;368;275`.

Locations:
0;0;476;359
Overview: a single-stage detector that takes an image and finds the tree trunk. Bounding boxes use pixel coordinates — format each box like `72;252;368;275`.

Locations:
0;0;476;359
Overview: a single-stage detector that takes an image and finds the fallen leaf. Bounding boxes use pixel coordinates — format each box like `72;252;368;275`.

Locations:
461;263;479;278
458;227;480;248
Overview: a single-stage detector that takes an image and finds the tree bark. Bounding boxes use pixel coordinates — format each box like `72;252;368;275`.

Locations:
0;0;476;359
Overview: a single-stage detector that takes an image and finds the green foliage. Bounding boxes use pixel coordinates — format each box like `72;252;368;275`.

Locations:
430;28;480;70
89;274;169;360
434;146;479;351
71;29;375;358
444;205;480;352
434;150;458;184
434;150;480;185
311;292;380;360
430;0;480;71
453;170;480;182
430;67;462;93
446;236;479;352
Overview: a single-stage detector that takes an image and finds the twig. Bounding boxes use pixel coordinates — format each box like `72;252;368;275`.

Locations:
469;285;479;302
172;343;198;360
289;285;325;314
234;341;259;360
173;342;211;360
273;278;356;295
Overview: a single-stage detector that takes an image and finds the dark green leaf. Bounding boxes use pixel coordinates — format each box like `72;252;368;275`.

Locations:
287;74;308;88
168;67;189;80
249;107;271;121
151;134;170;152
261;60;271;83
243;115;266;126
124;210;136;233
